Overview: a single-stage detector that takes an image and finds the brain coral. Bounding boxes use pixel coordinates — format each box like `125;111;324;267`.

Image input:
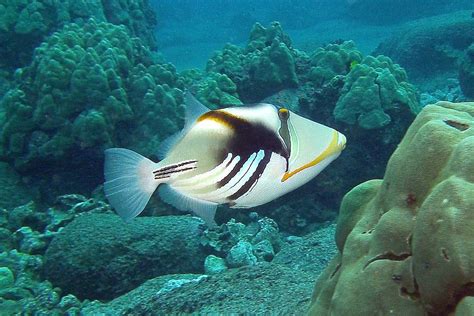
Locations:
333;55;420;129
0;19;183;172
309;101;474;315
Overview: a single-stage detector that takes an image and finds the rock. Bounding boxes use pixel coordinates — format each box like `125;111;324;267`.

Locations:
200;217;282;266
80;274;203;315
0;267;14;289
82;263;316;315
309;101;474;315
374;11;474;85
274;224;337;275
226;241;258;268
204;255;227;274
44;214;207;300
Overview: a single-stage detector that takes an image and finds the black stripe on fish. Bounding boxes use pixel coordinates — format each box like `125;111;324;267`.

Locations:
227;150;271;201
217;155;246;188
154;167;197;180
198;110;289;162
153;160;197;175
226;153;258;191
154;166;197;178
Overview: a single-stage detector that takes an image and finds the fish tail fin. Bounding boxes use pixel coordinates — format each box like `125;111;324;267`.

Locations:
104;148;162;221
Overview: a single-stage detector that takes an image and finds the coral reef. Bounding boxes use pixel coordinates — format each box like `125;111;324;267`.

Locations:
375;11;474;86
334;55;420;129
459;43;474;99
206;22;299;102
0;19;183;194
182;69;242;109
308;40;362;87
0;0;157;71
309;101;474;315
44;214;207;300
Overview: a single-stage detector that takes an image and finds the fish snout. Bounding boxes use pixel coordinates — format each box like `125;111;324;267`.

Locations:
337;132;347;151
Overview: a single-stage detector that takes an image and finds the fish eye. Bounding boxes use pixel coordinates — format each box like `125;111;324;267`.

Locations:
278;108;289;120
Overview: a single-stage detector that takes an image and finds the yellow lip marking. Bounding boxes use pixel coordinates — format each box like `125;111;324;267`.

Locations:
281;131;341;182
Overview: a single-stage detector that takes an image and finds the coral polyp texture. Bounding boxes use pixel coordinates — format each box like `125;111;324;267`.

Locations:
206;22;298;102
0;0;157;70
334;55;420;129
0;19;183;172
309;101;474;315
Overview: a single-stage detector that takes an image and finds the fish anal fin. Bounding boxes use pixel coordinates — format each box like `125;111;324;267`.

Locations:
159;184;218;227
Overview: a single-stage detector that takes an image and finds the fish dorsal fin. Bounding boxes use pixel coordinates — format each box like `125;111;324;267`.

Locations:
158;184;218;227
184;91;211;128
157;92;210;160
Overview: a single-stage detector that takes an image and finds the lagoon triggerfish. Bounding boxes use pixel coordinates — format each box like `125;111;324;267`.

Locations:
104;93;346;226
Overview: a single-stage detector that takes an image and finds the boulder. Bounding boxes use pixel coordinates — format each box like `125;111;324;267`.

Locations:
44;214;207;300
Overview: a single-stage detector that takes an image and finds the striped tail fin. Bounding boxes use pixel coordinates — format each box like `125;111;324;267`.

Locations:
104;148;198;221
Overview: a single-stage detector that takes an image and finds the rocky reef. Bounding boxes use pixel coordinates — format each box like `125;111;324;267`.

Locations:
309;101;474;315
375;11;474;89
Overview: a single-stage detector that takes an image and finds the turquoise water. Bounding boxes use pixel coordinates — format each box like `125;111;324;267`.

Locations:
0;1;473;314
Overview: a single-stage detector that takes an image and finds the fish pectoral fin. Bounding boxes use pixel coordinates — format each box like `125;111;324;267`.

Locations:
158;184;218;227
153;160;198;180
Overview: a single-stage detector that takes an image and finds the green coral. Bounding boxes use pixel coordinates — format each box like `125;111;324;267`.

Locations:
459;43;474;99
0;0;157;70
308;40;363;86
206;22;298;102
182;69;242;109
333;55;420;129
0;19;183;171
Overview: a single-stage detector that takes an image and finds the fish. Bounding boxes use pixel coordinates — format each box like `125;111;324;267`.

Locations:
104;93;347;226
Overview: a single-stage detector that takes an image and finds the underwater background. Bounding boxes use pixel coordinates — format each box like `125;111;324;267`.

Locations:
0;0;473;314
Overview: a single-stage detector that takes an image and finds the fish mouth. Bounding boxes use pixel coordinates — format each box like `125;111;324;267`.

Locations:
338;132;347;151
282;130;345;182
